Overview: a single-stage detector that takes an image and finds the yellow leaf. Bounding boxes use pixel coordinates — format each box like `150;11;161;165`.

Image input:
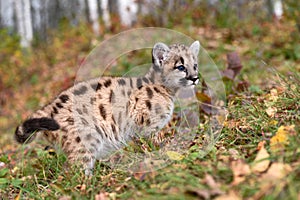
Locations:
252;144;270;173
269;120;278;126
270;125;296;153
166;151;184;161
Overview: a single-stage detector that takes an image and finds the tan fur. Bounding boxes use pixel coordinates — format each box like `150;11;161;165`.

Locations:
15;41;200;174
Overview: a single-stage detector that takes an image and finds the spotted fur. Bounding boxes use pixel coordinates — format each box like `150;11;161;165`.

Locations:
15;41;200;174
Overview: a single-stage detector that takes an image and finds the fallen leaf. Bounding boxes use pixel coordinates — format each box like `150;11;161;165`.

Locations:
196;91;211;104
262;162;292;181
265;106;277;117
166;151;184;161
251;143;270;173
221;69;235;80
226;52;243;78
95;192;109;200
230;159;251;185
59;196;71;200
236;80;249;92
270;125;296;153
80;184;86;194
203;174;224;196
215;190;241;200
267;89;279;102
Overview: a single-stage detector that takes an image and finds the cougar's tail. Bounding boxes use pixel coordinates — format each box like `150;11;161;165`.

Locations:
15;117;60;143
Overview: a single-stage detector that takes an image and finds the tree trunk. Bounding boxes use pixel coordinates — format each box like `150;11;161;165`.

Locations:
87;0;100;36
118;0;138;27
14;0;33;48
100;0;111;29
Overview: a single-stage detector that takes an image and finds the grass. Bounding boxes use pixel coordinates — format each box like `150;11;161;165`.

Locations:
1;70;299;199
0;5;300;199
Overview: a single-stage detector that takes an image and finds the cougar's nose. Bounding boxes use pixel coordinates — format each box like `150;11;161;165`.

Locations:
187;76;199;85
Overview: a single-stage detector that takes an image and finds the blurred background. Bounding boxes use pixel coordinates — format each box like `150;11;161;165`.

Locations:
0;0;299;149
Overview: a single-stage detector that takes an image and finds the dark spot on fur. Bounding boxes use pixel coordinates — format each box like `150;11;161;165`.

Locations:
61;135;68;145
118;79;126;86
141;116;144;124
153;86;162;94
146;119;151;125
146;87;153;99
127;91;131;96
142;77;149;84
180;56;184;65
85;134;92;140
81;117;88;125
99;104;106;120
82;105;88;114
111;124;116;133
129;78;133;88
75;136;81;143
109;90;115;103
90;97;96;104
95;125;103;137
56;102;63;108
73;85;87;95
96;83;102;91
91;83;98;91
137;78;142;88
121;89;125;96
65;117;74;125
53;106;58;114
76;108;83;115
155;103;162;114
145;100;152;110
104;79;112;87
59;94;69;103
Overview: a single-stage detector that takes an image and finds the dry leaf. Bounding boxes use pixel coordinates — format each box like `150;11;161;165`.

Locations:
222;69;235;80
215;190;241;200
227;52;243;78
252;143;270;173
203;174;224;196
265;106;277;117
230;159;251;185
261;163;292;182
196;91;211;104
59;196;71;200
270;125;296;153
268;89;279;102
95;192;109;200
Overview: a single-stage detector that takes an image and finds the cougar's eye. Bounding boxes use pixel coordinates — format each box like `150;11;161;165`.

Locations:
193;64;198;71
177;65;186;71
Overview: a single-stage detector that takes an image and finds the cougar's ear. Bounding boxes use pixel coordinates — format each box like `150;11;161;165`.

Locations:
152;42;170;67
189;41;200;56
